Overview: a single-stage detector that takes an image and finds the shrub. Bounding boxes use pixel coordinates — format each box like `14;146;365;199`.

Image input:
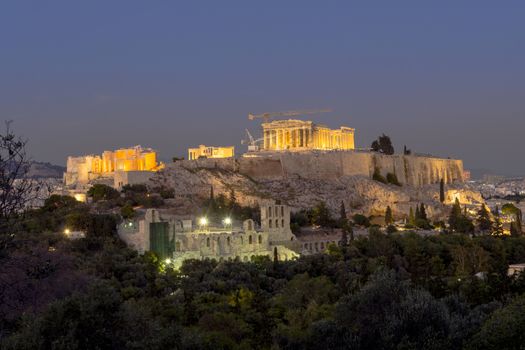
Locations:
372;168;387;184
386;172;401;186
353;214;370;227
87;184;120;202
386;225;398;234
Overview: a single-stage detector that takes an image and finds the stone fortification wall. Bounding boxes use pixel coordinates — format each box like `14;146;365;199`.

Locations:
178;151;464;187
178;157;236;172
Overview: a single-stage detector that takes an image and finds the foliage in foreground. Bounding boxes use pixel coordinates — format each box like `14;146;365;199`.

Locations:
3;227;525;349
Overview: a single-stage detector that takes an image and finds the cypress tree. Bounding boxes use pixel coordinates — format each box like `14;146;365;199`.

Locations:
415;205;421;220
439;178;445;203
419;203;428;221
340;201;347;223
408;207;416;227
448;198;462;232
229;189;237;208
385;206;394;225
273;247;279;264
341;229;348;247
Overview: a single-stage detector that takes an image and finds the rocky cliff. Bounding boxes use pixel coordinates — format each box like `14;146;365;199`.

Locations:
150;162;482;220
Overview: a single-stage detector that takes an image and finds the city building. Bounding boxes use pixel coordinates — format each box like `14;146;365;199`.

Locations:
261;119;355;151
188;145;235;160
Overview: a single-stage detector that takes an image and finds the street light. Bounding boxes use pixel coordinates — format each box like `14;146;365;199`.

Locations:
199;217;208;226
165;258;172;265
223;217;232;225
64;229;70;235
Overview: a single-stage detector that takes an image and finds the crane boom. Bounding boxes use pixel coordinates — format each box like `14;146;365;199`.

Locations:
248;108;331;122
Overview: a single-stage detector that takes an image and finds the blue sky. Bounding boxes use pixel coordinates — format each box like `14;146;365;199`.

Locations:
1;1;524;175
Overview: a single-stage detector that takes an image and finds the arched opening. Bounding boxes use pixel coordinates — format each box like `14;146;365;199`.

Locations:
258;235;262;244
281;206;284;217
249;235;253;244
275;219;279;228
269;220;273;229
227;237;231;245
281;219;284;227
206;237;210;247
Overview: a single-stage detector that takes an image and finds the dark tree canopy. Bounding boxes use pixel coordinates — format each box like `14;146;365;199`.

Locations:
371;134;394;155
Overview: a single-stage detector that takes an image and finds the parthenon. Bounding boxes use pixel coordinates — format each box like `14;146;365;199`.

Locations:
262;119;355;151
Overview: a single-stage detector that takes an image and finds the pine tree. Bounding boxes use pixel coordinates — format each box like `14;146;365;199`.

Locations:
476;204;492;233
439;178;445;203
385;206;394;225
492;206;503;236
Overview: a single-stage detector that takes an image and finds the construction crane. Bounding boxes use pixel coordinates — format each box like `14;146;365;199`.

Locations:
247;109;332;123
241;129;263;152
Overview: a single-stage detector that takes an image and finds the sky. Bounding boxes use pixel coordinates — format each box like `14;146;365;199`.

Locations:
1;1;524;176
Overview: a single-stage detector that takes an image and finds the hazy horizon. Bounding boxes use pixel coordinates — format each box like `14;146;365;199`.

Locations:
2;1;524;175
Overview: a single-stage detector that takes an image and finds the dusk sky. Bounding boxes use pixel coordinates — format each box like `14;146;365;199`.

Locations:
1;1;524;176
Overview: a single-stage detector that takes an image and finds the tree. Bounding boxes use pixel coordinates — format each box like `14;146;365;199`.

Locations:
439;178;445;203
0;121;43;236
476;204;492;233
370;134;394;155
353;214;370;228
339;201;347;224
502;203;522;236
311;201;334;227
372;167;387;184
87;184;120;202
228;188;237;209
385;206;394;225
468;293;525;349
403;145;411;155
419;203;428;221
408;207;416;227
448;198;462;232
120;204;135;219
492;206;503;236
448;198;474;234
386;172;401;186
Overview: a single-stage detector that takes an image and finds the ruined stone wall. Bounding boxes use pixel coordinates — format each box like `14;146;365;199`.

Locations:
178;151;464;187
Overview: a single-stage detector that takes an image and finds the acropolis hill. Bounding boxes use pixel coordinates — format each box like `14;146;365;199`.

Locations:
179;117;463;188
62;116;473;219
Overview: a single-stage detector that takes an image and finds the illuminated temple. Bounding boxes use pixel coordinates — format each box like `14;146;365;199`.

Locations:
64;146;163;186
261;119;355;151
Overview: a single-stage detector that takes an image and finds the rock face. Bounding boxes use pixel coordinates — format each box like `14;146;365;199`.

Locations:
179;151;464;187
150;161;482;220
